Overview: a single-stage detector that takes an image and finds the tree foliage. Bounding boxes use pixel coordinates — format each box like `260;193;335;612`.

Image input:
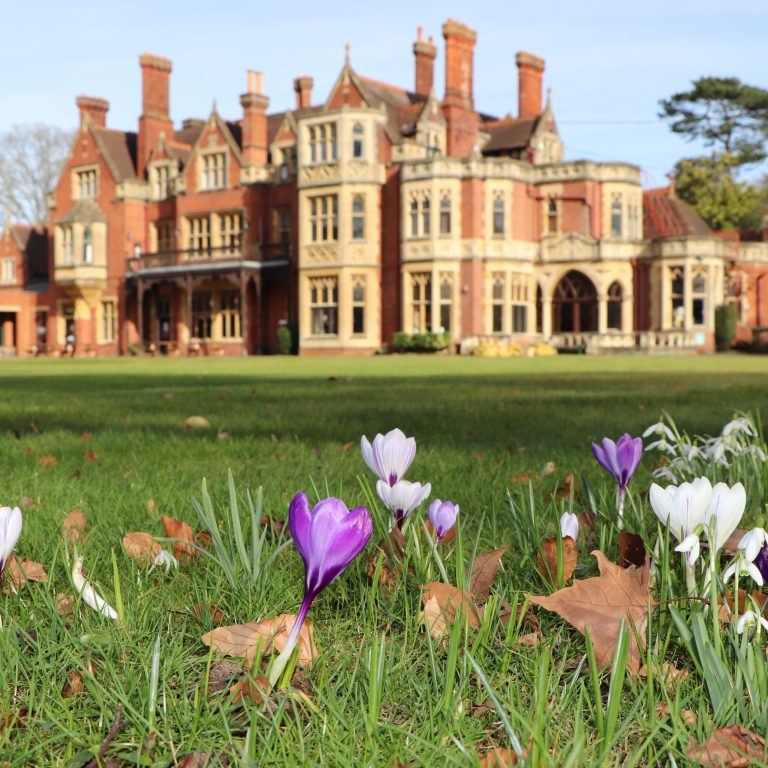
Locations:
674;154;767;231
660;77;768;165
0;124;73;225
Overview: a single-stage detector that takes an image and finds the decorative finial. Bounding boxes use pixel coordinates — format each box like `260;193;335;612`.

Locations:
546;87;552;108
345;42;350;66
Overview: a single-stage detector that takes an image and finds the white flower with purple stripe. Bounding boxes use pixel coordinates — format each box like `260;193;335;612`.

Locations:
361;428;416;486
0;506;22;574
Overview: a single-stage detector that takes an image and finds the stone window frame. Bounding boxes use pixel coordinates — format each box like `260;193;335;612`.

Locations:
188;215;211;257
220;211;243;256
610;193;623;238
74;165;99;200
149;161;175;200
492;192;506;238
692;266;707;327
439;192;452;237
100;298;117;344
408;190;432;239
308;123;338;164
546;197;560;235
309;195;339;243
200;150;228;191
410;272;432;332
351;195;365;241
309;275;339;336
352;123;365;160
219;290;242;339
0;257;15;285
351;275;366;335
491;272;505;333
438;272;453;332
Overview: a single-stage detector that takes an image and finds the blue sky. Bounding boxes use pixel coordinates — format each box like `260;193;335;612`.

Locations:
3;0;766;187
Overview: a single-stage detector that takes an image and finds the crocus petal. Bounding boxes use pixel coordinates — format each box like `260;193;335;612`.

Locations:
559;512;579;541
72;556;118;620
374;428;416;486
428;499;459;541
707;481;746;553
0;506;22;572
616;434;643;488
592;438;620;483
288;492;313;566
378;479;430;524
360;435;380;477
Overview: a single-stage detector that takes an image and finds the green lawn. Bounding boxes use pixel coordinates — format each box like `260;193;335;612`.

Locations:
1;354;767;766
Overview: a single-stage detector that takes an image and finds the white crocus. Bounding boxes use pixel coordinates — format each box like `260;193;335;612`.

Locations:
0;506;23;574
148;549;178;574
705;481;746;555
376;479;431;527
361;428;416;486
559;512;579;541
72;556;118;621
736;611;768;634
649;477;712;544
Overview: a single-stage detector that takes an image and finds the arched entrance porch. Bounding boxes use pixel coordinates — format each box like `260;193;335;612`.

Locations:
552;270;598;333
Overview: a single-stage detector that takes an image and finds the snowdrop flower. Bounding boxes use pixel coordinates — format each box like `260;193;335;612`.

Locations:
675;533;701;566
0;506;22;574
723;556;764;587
361;428;416;486
559;512;579;541
736;611;768;634
723;527;768;587
649;477;712;545
722;417;756;438
645;439;677;454
428;499;459;543
148;549;178;574
642;422;676;441
72;556;118;621
377;479;431;529
269;492;372;687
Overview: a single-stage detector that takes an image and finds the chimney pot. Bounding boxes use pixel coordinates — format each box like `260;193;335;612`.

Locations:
76;95;109;128
247;69;257;94
516;50;546;120
293;75;314;109
413;28;437;99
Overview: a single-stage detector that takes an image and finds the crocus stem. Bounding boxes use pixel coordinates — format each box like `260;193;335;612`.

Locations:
734;568;740;628
617;488;625;531
708;526;721;654
268;592;314;688
424;524;449;583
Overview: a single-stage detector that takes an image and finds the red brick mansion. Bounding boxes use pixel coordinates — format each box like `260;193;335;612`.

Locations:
2;19;767;357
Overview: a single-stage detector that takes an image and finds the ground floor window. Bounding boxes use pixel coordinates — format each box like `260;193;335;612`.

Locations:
511;276;528;333
670;267;684;328
310;276;338;335
220;291;241;338
192;292;213;339
35;311;47;349
101;301;116;342
439;274;452;332
607;281;622;330
692;269;707;326
352;277;365;335
411;272;431;332
492;274;504;333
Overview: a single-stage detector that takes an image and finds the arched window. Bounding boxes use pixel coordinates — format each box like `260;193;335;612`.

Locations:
352;195;365;240
493;195;505;236
82;227;93;264
352;123;364;159
439;194;451;235
547;198;558;234
607;281;622;330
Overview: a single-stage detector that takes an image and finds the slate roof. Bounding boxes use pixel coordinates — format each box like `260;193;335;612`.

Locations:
643;188;712;239
94;128;138;180
9;225;47;280
481;116;538;154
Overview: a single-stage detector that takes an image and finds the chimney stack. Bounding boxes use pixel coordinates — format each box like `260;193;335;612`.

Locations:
241;70;269;165
76;95;109;128
138;53;174;179
293;75;314;109
442;19;479;158
516;51;545;120
413;26;437;98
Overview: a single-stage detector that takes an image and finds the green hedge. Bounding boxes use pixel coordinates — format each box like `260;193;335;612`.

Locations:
391;331;451;353
714;304;737;351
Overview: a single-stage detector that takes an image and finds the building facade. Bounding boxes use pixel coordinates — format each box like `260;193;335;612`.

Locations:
2;18;768;358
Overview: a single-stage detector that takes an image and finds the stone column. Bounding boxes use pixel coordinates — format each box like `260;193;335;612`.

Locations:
683;261;692;331
622;292;634;335
597;293;607;334
240;271;250;354
658;263;667;330
542;295;552;338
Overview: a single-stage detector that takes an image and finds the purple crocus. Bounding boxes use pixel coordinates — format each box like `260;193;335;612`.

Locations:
361;428;416;486
428;499;459;543
268;492;372;686
0;506;22;574
377;479;431;530
591;433;643;529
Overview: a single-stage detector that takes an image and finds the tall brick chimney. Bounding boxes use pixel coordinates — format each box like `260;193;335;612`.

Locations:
138;53;173;179
293;76;313;109
442;19;479;158
241;70;269;165
516;51;545;120
413;26;437;98
76;96;109;128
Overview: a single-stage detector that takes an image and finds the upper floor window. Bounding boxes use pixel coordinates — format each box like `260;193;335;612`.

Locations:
409;192;431;237
427;132;441;157
352;123;364;159
610;194;623;237
351;195;365;240
439;194;451;236
189;216;211;256
628;202;639;239
82;227;93;264
221;212;242;255
61;226;74;265
274;207;291;245
309;195;338;243
309;124;337;163
152;164;173;200
156;219;175;252
202;152;227;190
0;258;14;284
77;169;98;199
492;194;505;237
101;301;116;343
546;197;559;234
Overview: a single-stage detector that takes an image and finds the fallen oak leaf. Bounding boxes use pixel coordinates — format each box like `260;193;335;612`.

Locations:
162;515;198;560
528;550;651;674
202;614;317;667
536;536;578;585
469;546;509;603
517;630;539;647
122;532;162;563
479;747;520;767
688;724;766;767
555;473;576;499
229;675;270;705
62;509;88;544
420;582;481;643
3;556;48;593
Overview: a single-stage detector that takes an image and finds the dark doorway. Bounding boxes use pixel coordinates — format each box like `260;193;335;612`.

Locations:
552;271;598;333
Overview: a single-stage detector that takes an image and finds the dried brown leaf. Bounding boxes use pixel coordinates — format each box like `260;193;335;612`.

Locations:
723;528;749;557
80;431;92;443
639;662;689;694
62;509;87;544
178;753;228;768
83;449;99;464
688;724;766;767
511;471;535;484
470;546;509;603
56;592;75;617
479;747;518;767
122;532;162;563
162;515;197;560
202;614;317;667
618;531;646;569
555;473;576;499
184;415;211;429
528;550;651;674
517;631;539;647
420;596;450;645
230;675;270;705
536;536;578;585
420;582;481;643
3;556;48;593
38;454;58;468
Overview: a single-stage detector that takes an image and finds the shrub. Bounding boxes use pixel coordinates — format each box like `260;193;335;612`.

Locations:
714;304;737;351
391;331;450;353
276;324;292;355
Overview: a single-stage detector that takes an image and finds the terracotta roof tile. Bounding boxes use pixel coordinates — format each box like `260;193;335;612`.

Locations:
94;128;137;180
481;117;537;153
643;188;712;239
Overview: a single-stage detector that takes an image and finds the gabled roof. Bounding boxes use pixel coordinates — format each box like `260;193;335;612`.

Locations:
481;116;538;154
92;127;138;181
358;76;426;140
643;188;712;239
5;225;47;280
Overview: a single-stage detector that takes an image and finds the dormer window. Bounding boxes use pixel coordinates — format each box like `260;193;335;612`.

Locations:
309;124;337;163
427;132;441;158
352;123;364;159
77;169;98;199
202;152;227;190
82;227;93;264
151;163;174;200
0;258;14;285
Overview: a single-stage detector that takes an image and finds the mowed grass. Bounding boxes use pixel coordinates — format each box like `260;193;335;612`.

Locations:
0;353;767;766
